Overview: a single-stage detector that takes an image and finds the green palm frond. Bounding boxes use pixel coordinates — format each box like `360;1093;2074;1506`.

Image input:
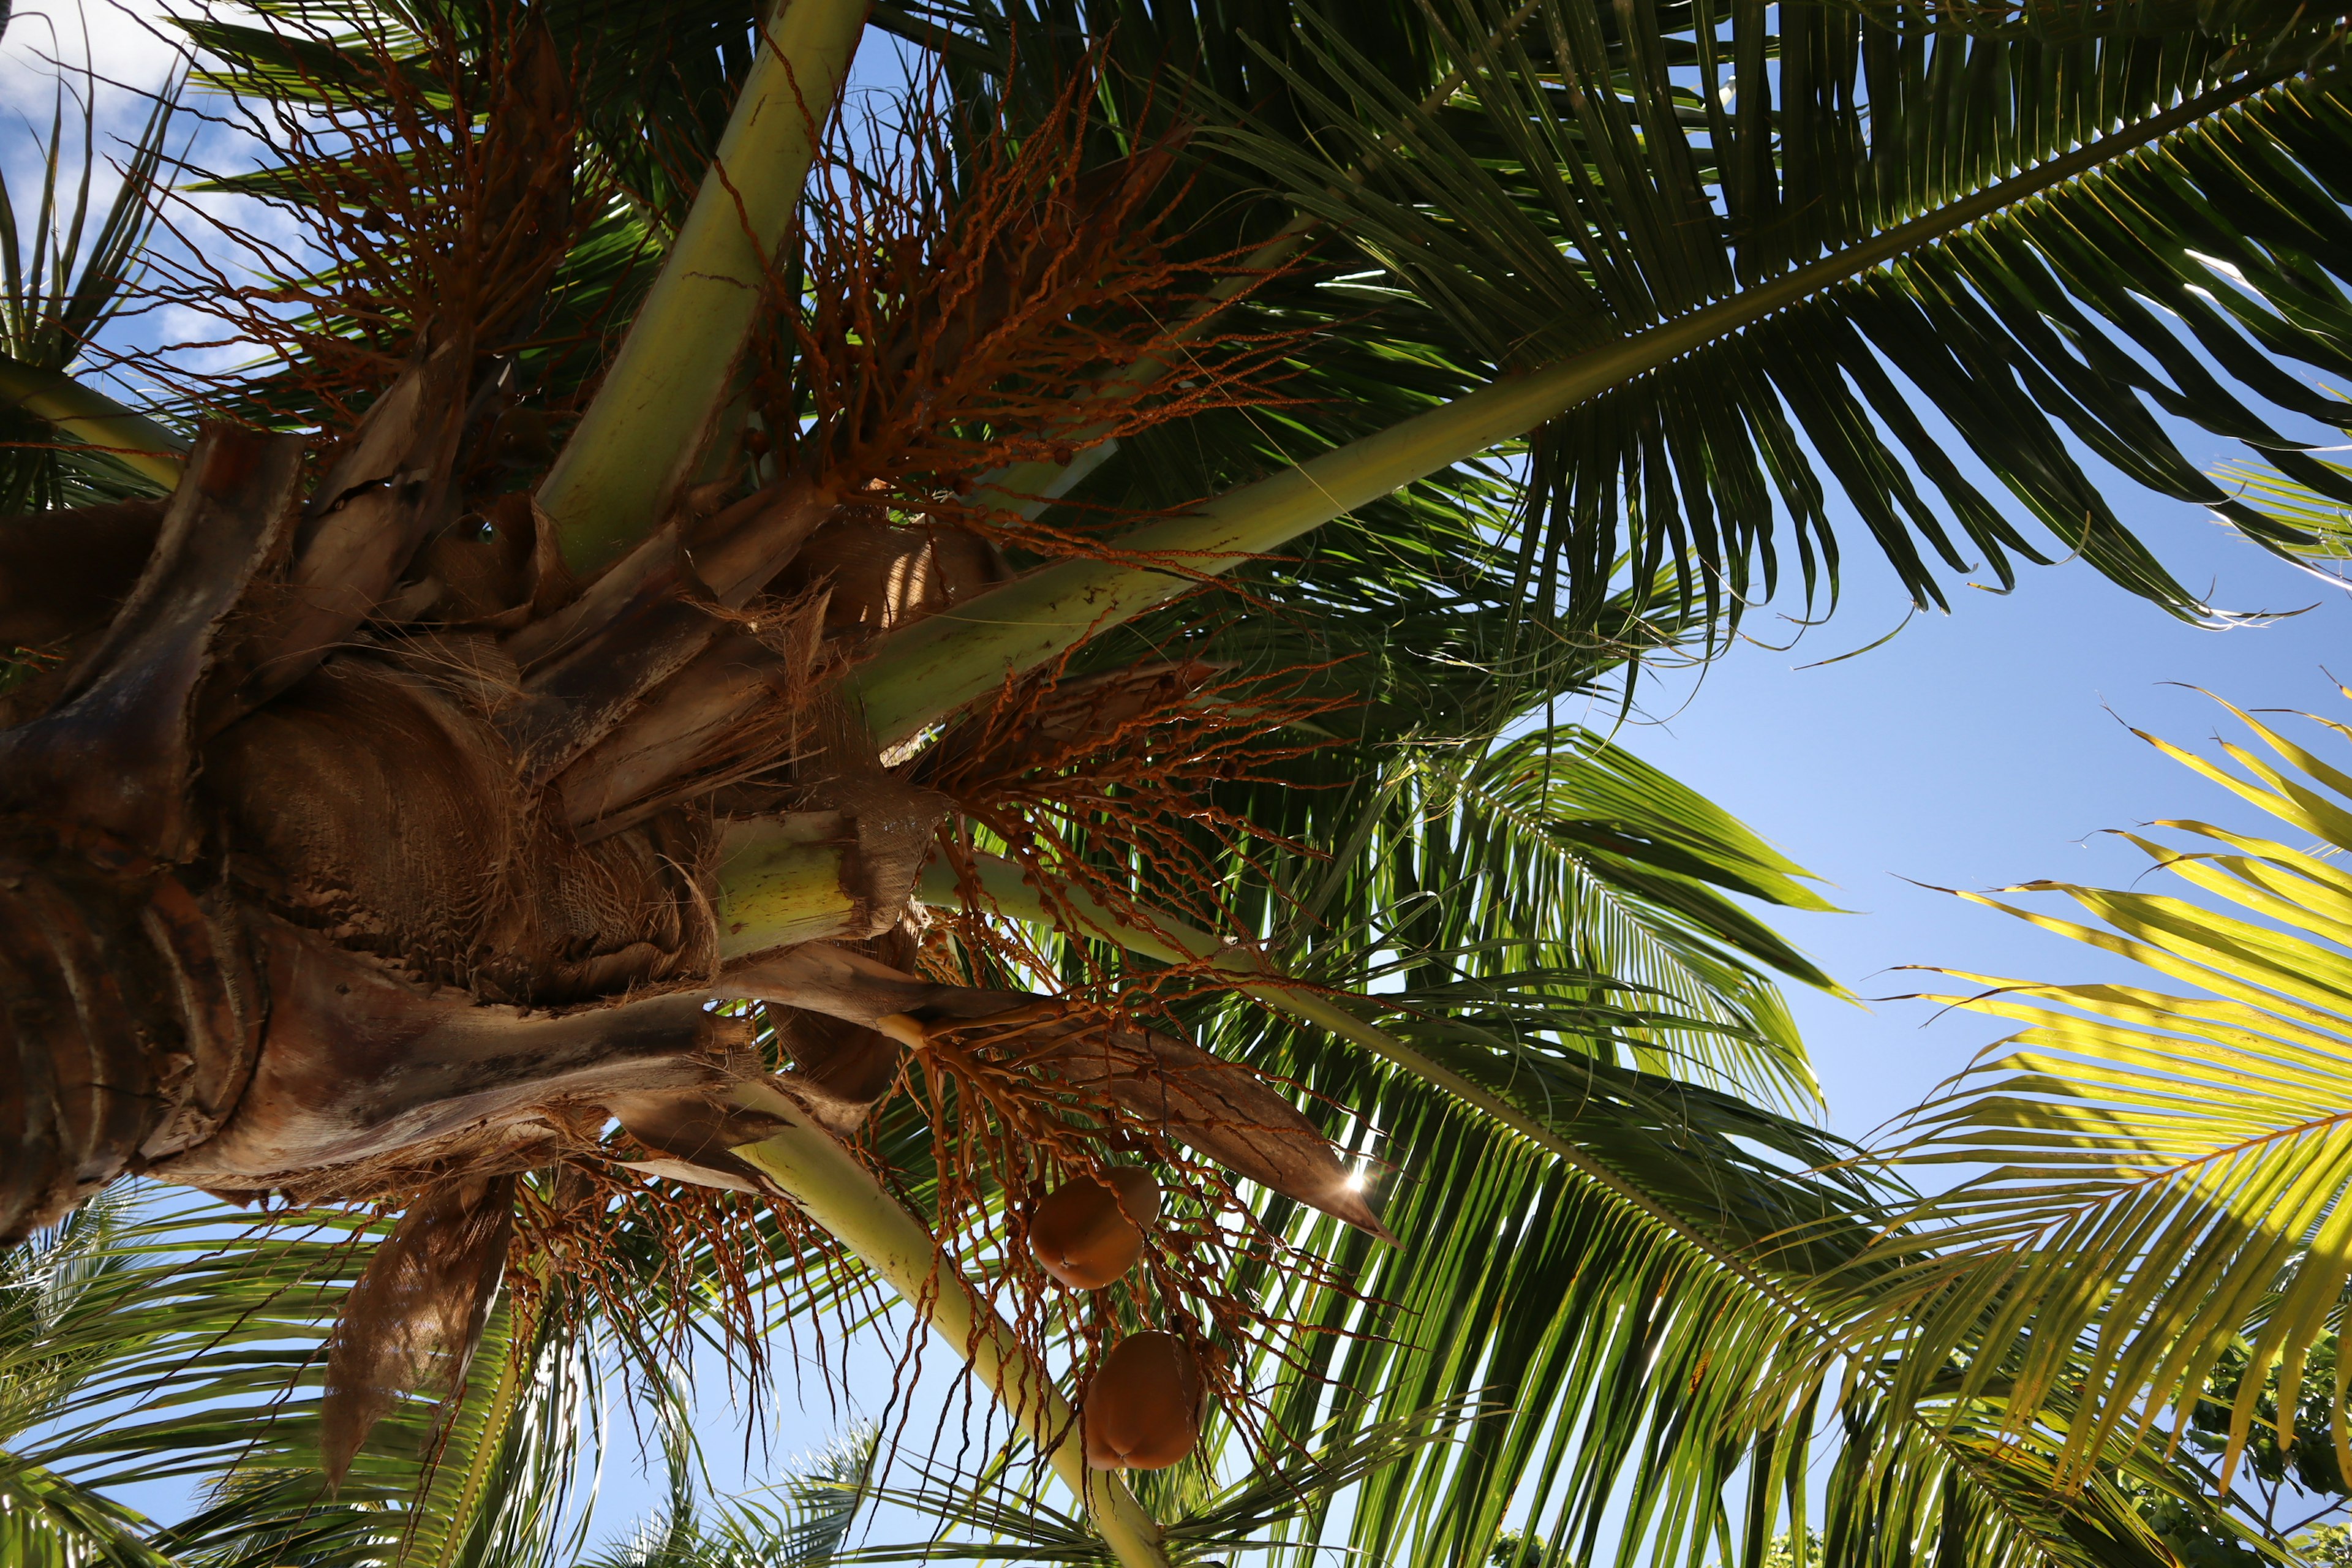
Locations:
2211;453;2352;571
1838;692;2352;1499
0;1186;602;1568
0;56;184;508
610;1401;1466;1566
1182;993;2221;1568
0;1189;177;1568
837;1;2352;761
1254;726;1836;1107
1194;0;2350;630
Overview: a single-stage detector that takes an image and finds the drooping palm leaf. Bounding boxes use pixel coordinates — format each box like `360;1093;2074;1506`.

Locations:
0;1185;605;1568
1177;990;2236;1568
839;3;2352;759
1838;692;2352;1501
2211;453;2352;575
0;1189;177;1568
1180;0;2349;628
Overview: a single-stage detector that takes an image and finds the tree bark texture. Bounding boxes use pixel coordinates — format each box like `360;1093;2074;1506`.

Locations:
0;352;1382;1474
0;391;918;1237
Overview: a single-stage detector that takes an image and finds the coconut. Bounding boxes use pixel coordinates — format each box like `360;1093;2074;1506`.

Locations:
1082;1330;1202;1471
1027;1167;1160;1289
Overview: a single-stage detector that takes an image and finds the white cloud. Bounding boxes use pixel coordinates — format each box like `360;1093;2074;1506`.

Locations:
2;0;189;115
4;2;193;272
4;3;295;371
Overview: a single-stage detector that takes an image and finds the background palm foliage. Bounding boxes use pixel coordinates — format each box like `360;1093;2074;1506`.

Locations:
9;0;2352;1564
0;43;179;512
0;1188;600;1568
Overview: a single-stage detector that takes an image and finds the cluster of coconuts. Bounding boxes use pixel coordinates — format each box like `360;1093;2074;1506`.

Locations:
1026;1168;1203;1472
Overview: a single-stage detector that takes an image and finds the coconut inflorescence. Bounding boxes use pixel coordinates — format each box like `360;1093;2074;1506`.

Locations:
1027;1167;1160;1290
1082;1330;1203;1471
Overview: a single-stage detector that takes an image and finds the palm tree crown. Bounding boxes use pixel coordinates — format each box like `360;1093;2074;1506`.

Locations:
2;1;2351;1564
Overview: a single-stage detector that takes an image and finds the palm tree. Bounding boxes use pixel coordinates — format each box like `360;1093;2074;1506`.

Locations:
4;0;2351;1564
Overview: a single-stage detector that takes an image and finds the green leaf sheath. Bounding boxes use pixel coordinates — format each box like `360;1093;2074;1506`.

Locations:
536;0;868;572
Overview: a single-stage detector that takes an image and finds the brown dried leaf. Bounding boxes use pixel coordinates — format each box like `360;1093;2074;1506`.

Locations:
212;341;472;724
0;426;303;857
322;1172;517;1485
606;1091;789;1194
717;940;1025;1027
1030;1023;1389;1240
763;1007;904;1134
0;499;165;652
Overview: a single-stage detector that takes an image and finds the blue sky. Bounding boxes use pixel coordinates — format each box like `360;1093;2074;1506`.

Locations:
1623;492;2352;1143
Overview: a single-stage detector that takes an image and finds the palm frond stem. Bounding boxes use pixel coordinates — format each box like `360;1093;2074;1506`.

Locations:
0;353;185;490
433;1272;535;1558
537;0;868;572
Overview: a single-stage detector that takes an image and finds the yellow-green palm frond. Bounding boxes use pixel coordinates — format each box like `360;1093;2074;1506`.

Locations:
1839;690;2352;1496
2211;454;2352;571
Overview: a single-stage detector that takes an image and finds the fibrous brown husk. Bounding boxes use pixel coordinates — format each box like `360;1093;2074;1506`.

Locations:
761;1006;905;1134
205;649;717;1005
0;414;842;1227
158;919;744;1199
322;1172;518;1485
0;428;301;1243
556;590;831;839
413;490;575;628
499;476;840;791
203;342;473;732
0;427;304;861
0;499;164;654
772;513;1003;638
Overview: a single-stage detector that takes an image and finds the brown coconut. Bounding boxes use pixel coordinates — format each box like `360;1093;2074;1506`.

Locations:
1027;1167;1160;1290
1082;1331;1203;1471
